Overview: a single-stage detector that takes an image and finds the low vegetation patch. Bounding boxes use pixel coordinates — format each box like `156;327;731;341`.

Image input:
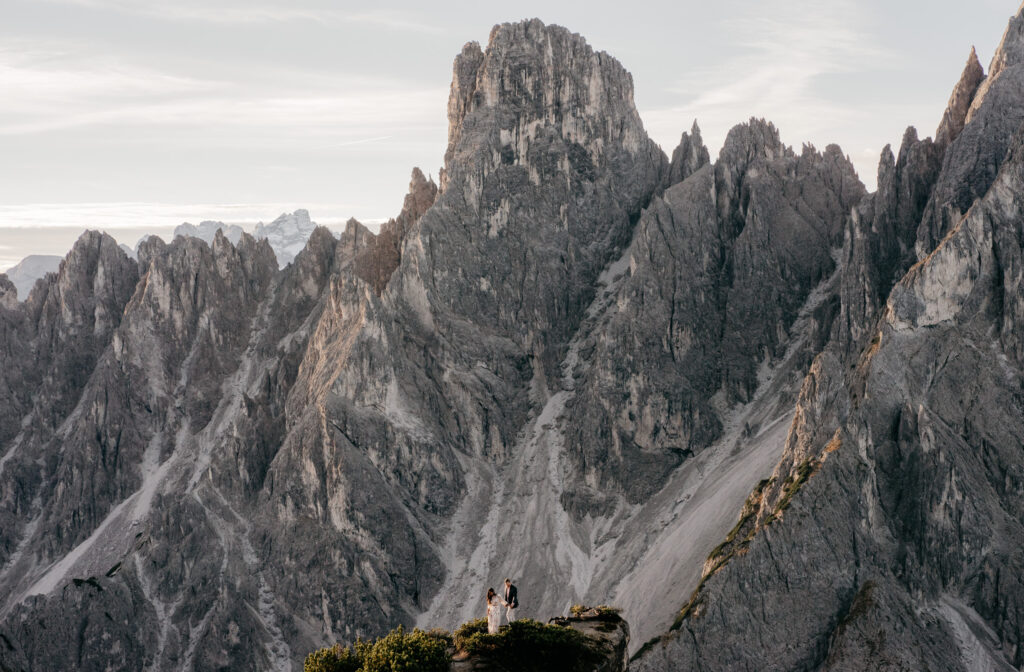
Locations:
706;477;772;566
569;604;621;619
774;457;820;514
304;626;449;672
308;611;617;672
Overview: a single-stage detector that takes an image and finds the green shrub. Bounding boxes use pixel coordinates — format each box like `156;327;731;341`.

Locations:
591;605;621;619
305;612;617;672
305;627;449;672
452;618;487;651
360;626;449;672
569;604;621;620
304;643;361;672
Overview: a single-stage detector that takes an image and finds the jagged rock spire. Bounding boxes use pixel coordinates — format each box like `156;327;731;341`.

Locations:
965;2;1024;123
352;167;438;294
935;47;985;148
667;121;711;187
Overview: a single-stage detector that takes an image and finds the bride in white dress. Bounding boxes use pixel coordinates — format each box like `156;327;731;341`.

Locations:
485;588;504;634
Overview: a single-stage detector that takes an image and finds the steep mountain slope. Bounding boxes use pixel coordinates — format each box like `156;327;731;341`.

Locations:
1;13;1021;672
632;8;1024;672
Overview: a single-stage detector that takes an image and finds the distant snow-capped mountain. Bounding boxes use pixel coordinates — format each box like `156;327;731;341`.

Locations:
173;221;246;246
2;254;62;299
172;211;320;268
253;209;319;267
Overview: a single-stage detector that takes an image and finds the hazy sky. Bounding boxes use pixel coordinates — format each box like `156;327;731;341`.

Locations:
1;0;1020;270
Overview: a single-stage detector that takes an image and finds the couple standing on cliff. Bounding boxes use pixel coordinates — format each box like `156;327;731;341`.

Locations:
484;579;519;634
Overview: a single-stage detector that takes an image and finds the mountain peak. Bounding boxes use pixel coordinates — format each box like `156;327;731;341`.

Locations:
351;167;438;295
0;274;17;309
988;3;1024;80
254;210;319;267
667;121;710;188
935;46;985;147
2;254;63;301
439;17;656;193
174;220;245;246
716;119;788;187
965;7;1024;121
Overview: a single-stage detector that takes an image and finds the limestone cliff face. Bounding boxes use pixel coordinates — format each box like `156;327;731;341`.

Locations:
936;48;985;150
352;168;438;294
563;121;864;507
836;127;943;356
425;19;667;383
917;13;1024;258
631;8;1024;672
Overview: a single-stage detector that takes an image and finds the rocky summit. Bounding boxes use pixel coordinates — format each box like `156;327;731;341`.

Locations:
0;12;1023;672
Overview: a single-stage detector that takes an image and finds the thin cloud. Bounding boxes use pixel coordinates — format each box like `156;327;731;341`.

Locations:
0;40;448;137
640;0;900;188
0;93;447;135
38;0;444;33
0;41;214;100
336;135;393;147
0;202;378;229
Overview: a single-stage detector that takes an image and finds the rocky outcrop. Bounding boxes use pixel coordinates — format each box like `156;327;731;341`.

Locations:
634;124;1024;672
666;121;710;187
936;48;985;149
836;127;943;355
352;167;438;294
451;610;629;672
0;274;17;309
421;18;668;383
917;10;1024;257
558;611;630;672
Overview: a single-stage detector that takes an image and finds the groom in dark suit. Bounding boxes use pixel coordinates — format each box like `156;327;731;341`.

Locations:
503;578;518;623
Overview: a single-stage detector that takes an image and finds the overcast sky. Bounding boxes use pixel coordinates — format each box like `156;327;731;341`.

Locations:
1;0;1020;270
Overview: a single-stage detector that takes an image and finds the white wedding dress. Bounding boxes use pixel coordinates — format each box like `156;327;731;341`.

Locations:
486;595;503;634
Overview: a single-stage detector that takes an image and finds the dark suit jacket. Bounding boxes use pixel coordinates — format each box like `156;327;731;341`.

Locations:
504;584;518;608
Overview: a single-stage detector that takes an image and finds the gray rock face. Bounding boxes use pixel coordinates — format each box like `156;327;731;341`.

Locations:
0;275;17;310
666;121;710;187
425;18;668;383
936;48;985;149
352;167;438;294
634;125;1024;672
563;121;863;506
917;12;1024;257
631;7;1024;672
836;127;942;355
